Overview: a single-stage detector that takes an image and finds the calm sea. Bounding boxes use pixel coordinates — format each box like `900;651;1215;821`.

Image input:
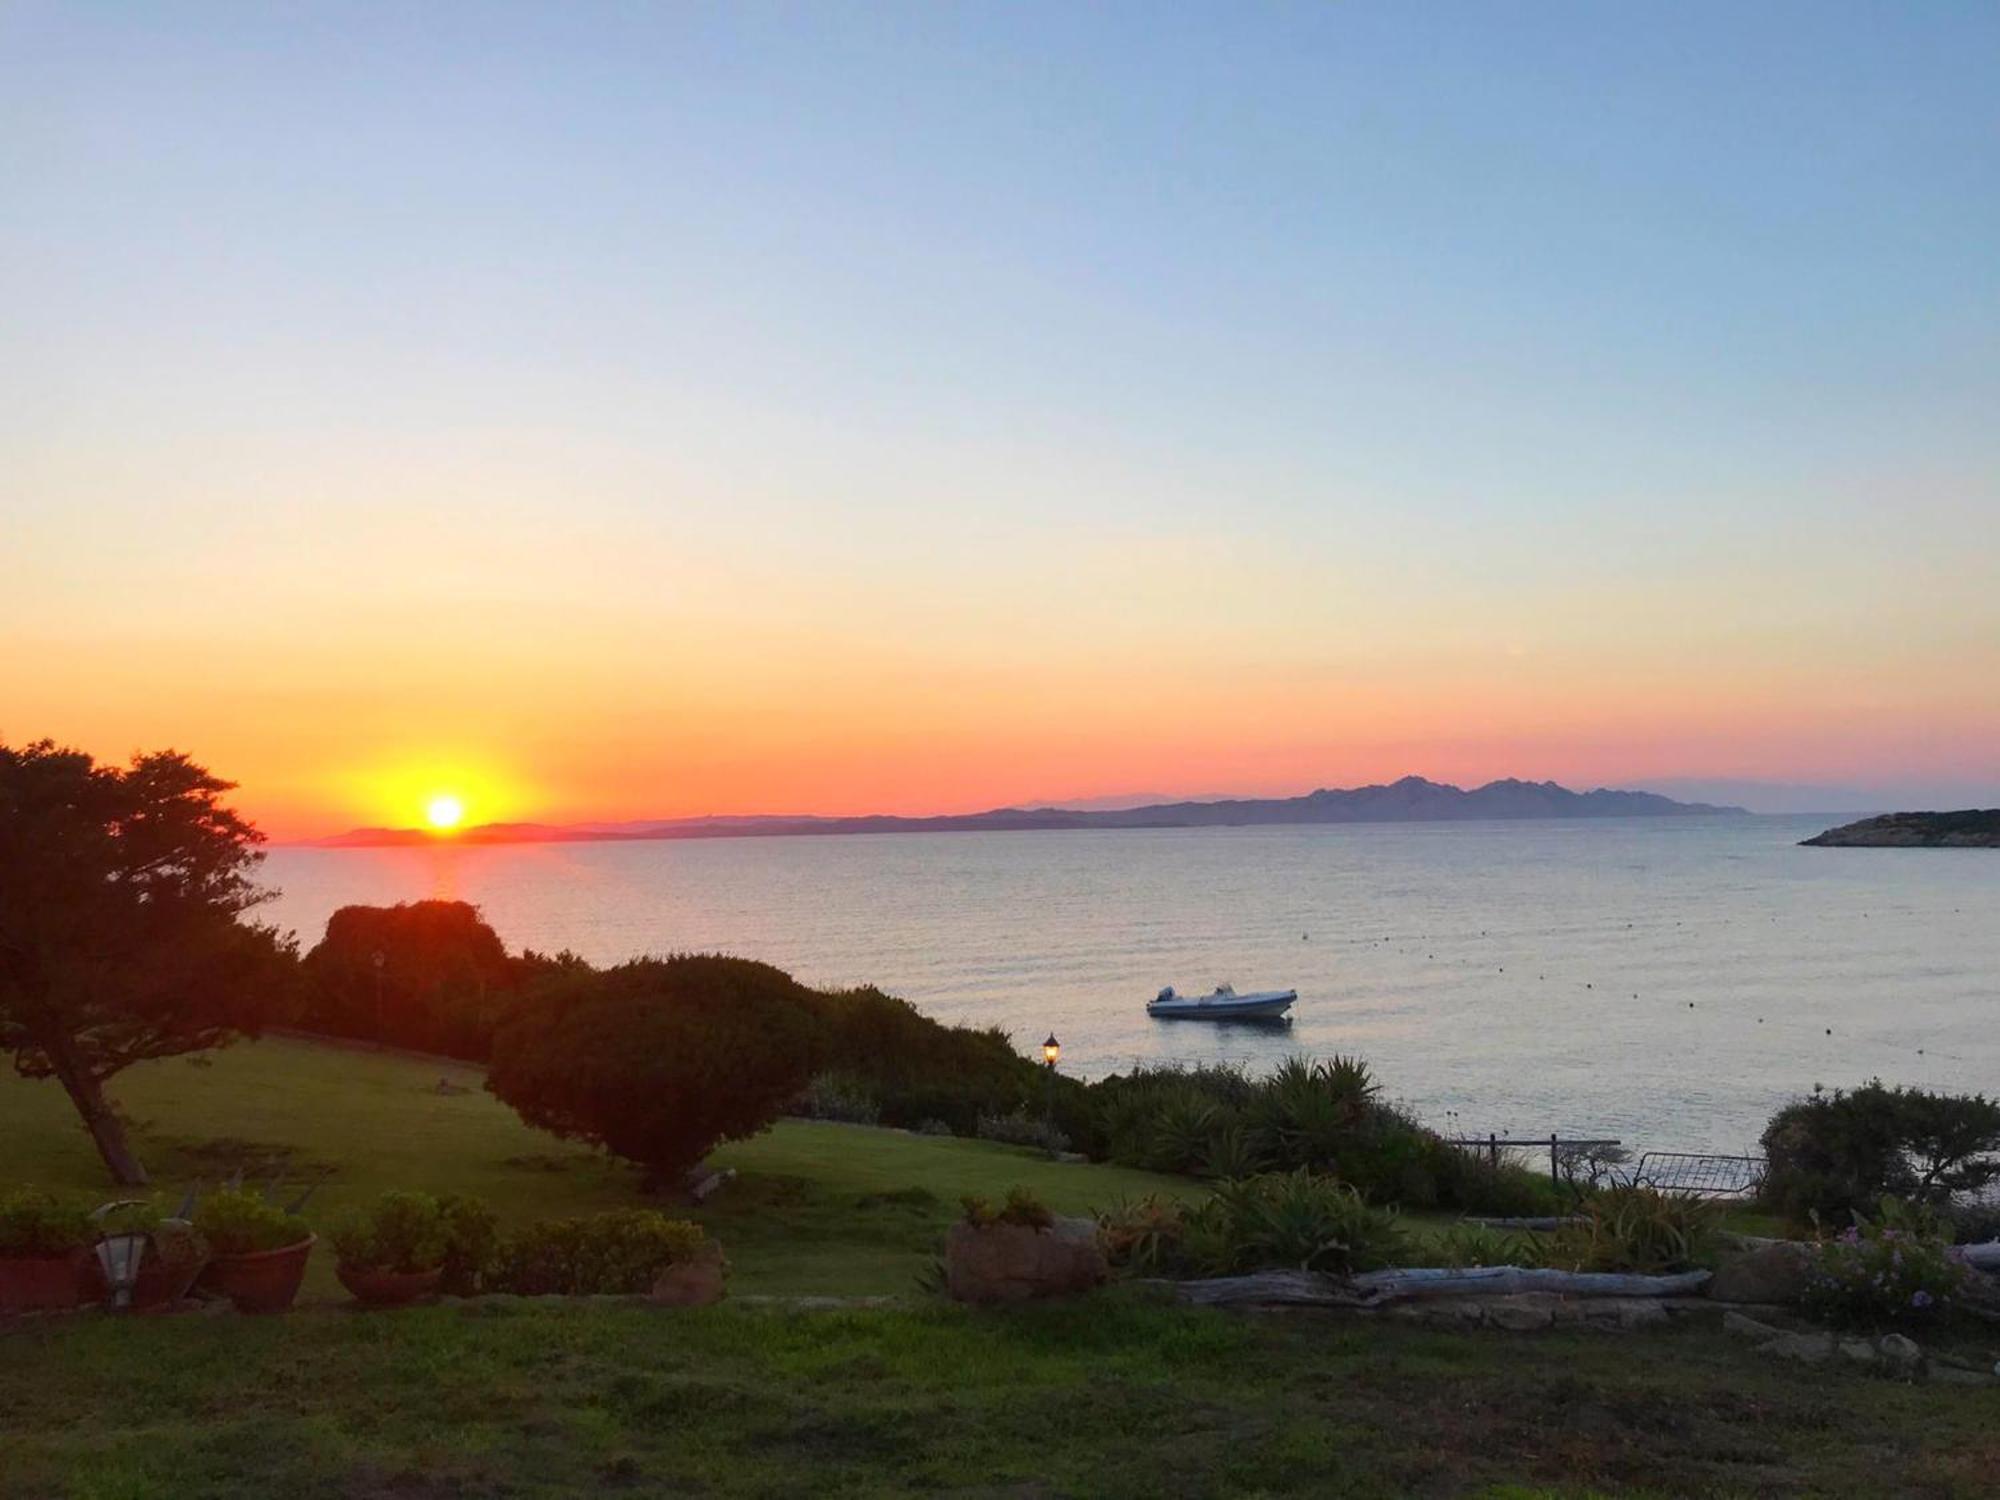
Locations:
261;816;2000;1155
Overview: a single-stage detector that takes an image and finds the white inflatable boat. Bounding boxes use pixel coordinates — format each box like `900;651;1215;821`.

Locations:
1146;984;1296;1021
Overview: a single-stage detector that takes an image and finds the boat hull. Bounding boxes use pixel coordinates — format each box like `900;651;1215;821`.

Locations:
1147;991;1295;1021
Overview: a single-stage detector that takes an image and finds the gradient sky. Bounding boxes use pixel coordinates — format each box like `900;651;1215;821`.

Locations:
5;3;1997;836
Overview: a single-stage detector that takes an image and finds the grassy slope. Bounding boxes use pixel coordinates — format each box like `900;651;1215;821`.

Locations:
0;1035;1193;1296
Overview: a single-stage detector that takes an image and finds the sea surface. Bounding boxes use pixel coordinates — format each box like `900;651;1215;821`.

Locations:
261;816;2000;1155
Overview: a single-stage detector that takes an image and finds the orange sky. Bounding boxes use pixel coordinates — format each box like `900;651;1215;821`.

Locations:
8;476;1996;838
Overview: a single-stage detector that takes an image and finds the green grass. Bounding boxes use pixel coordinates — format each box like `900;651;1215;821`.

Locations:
7;1040;1997;1497
0;1035;1194;1297
3;1295;1996;1498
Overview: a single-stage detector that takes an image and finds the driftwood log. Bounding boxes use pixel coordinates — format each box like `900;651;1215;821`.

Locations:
1177;1265;1711;1308
1955;1241;2000;1272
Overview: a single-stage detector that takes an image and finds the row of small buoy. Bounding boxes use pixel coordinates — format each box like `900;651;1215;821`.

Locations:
1289;918;1973;1066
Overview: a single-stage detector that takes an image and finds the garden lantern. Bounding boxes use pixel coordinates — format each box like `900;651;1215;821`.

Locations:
1042;1034;1060;1069
94;1230;148;1310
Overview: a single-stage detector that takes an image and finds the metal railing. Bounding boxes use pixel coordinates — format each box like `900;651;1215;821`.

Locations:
1446;1134;1623;1193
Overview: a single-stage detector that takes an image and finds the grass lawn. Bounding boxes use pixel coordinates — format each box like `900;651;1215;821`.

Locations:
0;1035;1194;1297
4;1294;1997;1498
6;1038;1998;1497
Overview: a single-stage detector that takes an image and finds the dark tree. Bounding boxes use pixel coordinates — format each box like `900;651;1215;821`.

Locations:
301;900;523;1059
0;740;291;1184
486;956;825;1185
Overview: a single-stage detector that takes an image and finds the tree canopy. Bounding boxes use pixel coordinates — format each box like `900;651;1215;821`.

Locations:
301;899;530;1060
0;739;291;1183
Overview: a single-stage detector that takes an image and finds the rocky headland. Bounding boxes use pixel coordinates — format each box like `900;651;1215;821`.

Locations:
1802;810;2000;847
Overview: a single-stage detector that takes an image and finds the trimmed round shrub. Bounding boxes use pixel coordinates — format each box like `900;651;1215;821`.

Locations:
487;955;826;1183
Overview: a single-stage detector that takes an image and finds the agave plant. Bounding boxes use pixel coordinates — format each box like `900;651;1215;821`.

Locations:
1186;1170;1405;1276
1250;1056;1379;1172
1147;1088;1229;1175
1547;1185;1718;1274
1094;1194;1190;1274
1200;1121;1269;1182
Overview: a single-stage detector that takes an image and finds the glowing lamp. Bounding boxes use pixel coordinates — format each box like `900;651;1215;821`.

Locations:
1041;1034;1060;1069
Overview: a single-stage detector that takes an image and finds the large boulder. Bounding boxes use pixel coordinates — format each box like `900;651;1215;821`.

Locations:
650;1244;728;1307
945;1216;1108;1305
1707;1241;1813;1305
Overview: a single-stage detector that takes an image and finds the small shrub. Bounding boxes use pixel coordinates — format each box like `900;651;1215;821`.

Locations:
914;1118;955;1137
490;1210;709;1295
329;1190;449;1274
0;1191;93;1257
1424;1224;1538;1270
960;1186;1054;1230
1761;1081;2000;1229
1545;1186;1717;1273
1183;1170;1405;1276
1095;1194;1191;1274
976;1109;1070;1156
794;1072;882;1126
1801;1198;1966;1328
193;1188;310;1256
436;1193;500;1294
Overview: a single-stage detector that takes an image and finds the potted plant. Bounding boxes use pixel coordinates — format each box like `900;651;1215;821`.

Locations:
0;1190;94;1314
193;1187;316;1312
330;1191;449;1306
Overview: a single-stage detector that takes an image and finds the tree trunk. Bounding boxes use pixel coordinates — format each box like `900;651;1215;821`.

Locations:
40;1028;148;1186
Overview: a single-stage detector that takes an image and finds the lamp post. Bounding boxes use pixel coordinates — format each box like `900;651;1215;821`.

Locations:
371;949;387;1040
1041;1033;1060;1139
90;1201;151;1311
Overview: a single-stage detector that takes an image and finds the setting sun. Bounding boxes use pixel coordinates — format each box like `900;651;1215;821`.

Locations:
424;794;465;831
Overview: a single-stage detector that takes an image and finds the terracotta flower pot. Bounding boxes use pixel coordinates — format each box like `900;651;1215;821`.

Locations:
202;1235;316;1313
336;1262;442;1307
0;1249;91;1314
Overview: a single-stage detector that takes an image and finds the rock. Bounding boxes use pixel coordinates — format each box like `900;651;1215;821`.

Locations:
1387;1298;1486;1328
1723;1310;1786;1341
1609;1299;1669;1331
1707;1242;1813;1305
1932;1366;1994;1386
1838;1337;1878;1365
1760;1331;1835;1365
1483;1293;1559;1331
945;1217;1108;1305
650;1246;728;1308
1875;1333;1922;1373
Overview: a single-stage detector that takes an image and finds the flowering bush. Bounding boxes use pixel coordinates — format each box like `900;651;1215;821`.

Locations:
1800;1198;1965;1328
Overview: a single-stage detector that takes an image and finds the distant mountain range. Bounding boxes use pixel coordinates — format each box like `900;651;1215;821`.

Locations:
311;776;1746;847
